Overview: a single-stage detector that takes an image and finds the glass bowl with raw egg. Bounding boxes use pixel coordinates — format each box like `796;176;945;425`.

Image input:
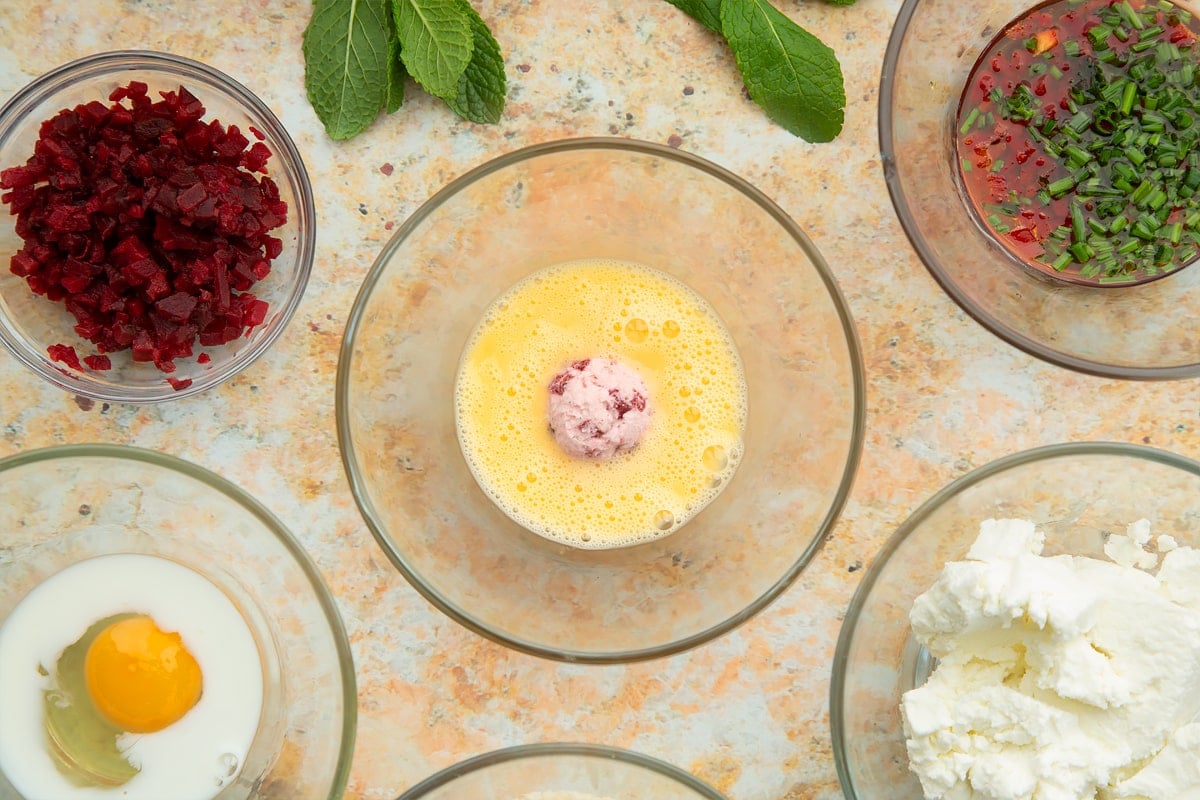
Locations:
831;441;1200;800
0;444;356;800
882;0;1200;377
0;50;315;401
395;743;727;800
336;137;865;662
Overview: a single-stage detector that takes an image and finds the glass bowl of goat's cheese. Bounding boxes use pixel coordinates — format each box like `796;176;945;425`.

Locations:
832;441;1200;800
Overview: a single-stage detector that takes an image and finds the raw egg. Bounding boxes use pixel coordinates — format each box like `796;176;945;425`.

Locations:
0;554;264;800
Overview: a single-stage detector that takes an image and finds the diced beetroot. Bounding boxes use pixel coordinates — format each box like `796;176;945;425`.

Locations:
10;251;38;276
130;329;156;362
242;142;271;173
47;343;82;370
143;268;170;300
242;296;269;328
0;80;286;375
175;182;207;212
1;164;45;189
213;125;250;159
172;87;206;125
155;291;197;322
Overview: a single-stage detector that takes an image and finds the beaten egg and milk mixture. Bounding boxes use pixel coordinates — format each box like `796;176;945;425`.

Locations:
454;259;747;549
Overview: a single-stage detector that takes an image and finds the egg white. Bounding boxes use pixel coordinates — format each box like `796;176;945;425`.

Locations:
0;554;264;800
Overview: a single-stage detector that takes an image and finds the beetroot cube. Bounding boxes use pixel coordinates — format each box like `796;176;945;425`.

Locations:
47;343;82;370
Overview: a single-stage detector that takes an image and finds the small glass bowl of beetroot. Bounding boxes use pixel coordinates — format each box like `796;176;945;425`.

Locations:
0;51;314;401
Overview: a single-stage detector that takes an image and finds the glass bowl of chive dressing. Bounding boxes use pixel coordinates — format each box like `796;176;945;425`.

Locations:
882;0;1200;377
0;445;356;800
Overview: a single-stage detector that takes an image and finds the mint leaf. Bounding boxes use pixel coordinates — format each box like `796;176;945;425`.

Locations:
720;0;846;142
665;0;722;32
445;1;507;123
302;0;393;140
392;0;474;100
386;10;406;114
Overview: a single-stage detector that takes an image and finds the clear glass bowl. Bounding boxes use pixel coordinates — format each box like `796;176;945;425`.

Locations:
831;442;1200;799
0;444;355;800
337;138;865;662
881;0;1200;378
0;51;315;401
395;743;726;799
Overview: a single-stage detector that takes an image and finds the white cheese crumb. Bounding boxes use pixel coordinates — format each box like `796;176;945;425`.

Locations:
1104;518;1158;569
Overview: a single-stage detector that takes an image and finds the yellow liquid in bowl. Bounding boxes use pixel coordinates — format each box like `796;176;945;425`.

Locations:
454;259;747;548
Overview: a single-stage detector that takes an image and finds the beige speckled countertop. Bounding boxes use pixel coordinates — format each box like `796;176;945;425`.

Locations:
3;1;1200;799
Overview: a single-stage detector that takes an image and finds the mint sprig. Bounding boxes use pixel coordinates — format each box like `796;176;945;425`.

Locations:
667;0;849;142
303;0;507;140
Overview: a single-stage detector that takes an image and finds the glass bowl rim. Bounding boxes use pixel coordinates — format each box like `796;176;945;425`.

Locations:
393;742;728;799
335;135;866;663
0;442;357;800
878;2;1200;381
0;49;317;402
828;439;1200;798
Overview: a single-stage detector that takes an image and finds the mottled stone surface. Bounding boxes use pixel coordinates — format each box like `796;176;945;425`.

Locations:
2;2;1200;799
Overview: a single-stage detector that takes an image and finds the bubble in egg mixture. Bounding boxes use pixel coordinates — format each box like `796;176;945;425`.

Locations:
454;258;747;549
702;445;727;471
624;317;649;342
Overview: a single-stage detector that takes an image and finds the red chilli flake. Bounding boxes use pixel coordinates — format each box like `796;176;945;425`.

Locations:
0;81;287;377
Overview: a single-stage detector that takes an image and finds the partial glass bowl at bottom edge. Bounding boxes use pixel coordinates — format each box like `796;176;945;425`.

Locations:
395;743;727;800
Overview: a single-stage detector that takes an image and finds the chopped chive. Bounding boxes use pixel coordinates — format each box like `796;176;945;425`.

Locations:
960;107;980;134
1089;24;1114;45
1120;81;1138;114
1071;201;1087;241
1118;0;1144;29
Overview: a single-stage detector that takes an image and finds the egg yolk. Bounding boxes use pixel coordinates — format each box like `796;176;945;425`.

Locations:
83;615;203;733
